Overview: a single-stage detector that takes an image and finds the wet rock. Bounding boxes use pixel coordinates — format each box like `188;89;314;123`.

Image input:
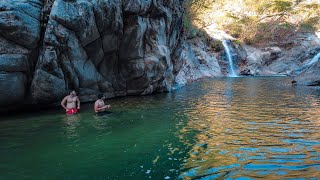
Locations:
291;79;297;85
122;0;152;14
0;54;28;72
0;0;41;48
172;38;222;89
240;69;253;76
233;42;247;64
239;33;320;76
0;72;26;106
294;61;320;86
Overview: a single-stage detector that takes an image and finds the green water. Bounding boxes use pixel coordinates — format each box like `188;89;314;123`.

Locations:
1;77;320;179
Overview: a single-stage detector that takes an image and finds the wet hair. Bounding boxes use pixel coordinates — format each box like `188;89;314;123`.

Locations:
70;90;76;95
98;94;104;99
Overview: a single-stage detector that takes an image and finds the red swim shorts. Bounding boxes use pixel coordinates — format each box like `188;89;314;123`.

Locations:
66;108;78;115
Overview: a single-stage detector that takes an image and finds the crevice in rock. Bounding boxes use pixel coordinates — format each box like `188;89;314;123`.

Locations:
40;0;54;45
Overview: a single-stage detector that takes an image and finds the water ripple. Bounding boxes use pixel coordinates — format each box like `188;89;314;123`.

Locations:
177;77;320;179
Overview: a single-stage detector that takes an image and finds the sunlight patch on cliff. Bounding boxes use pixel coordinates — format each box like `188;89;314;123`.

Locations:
204;24;235;41
185;0;320;45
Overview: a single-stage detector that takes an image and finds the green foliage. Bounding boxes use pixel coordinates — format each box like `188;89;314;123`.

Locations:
299;17;320;31
184;0;320;45
269;0;293;13
183;13;193;31
207;39;224;52
233;39;242;45
183;0;216;28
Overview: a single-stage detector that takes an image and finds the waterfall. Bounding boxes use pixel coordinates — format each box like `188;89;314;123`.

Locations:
295;51;320;75
305;52;320;67
222;40;237;77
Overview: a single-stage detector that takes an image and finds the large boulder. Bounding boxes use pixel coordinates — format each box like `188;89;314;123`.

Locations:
0;0;42;109
31;0;185;103
31;0;124;103
118;0;184;95
237;33;320;76
172;38;222;89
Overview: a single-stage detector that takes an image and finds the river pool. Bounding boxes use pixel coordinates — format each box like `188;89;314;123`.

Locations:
1;77;320;179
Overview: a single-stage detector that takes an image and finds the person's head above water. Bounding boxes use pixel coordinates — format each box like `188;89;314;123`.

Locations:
98;94;105;100
70;90;76;97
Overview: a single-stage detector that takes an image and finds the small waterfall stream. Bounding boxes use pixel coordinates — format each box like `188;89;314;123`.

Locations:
222;40;237;77
305;52;320;67
294;51;320;75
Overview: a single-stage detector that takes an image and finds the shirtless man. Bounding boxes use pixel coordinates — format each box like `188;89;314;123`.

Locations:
61;90;80;115
94;94;111;116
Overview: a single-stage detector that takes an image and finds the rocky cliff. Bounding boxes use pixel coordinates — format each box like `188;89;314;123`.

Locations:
0;0;223;110
1;0;319;111
224;32;320;84
0;0;42;109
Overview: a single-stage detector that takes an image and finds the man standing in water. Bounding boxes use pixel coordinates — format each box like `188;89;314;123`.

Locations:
61;90;81;115
94;94;111;116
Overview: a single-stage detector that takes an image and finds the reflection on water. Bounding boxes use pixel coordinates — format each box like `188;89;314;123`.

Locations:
63;114;81;139
0;77;320;179
91;116;111;130
178;77;320;179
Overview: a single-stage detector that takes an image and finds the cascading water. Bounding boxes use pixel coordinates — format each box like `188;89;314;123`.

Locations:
294;51;320;75
305;52;320;67
222;40;237;77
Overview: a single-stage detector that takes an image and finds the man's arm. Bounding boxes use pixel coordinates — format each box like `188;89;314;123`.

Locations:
94;102;109;112
94;102;106;112
104;101;111;108
61;96;68;110
77;97;81;109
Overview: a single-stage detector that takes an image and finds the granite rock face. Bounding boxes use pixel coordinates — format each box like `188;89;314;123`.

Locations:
2;0;218;109
31;0;124;103
0;0;42;108
172;38;222;89
235;33;320;77
30;0;187;104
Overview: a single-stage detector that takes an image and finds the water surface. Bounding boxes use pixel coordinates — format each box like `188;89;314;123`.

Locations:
1;77;320;179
